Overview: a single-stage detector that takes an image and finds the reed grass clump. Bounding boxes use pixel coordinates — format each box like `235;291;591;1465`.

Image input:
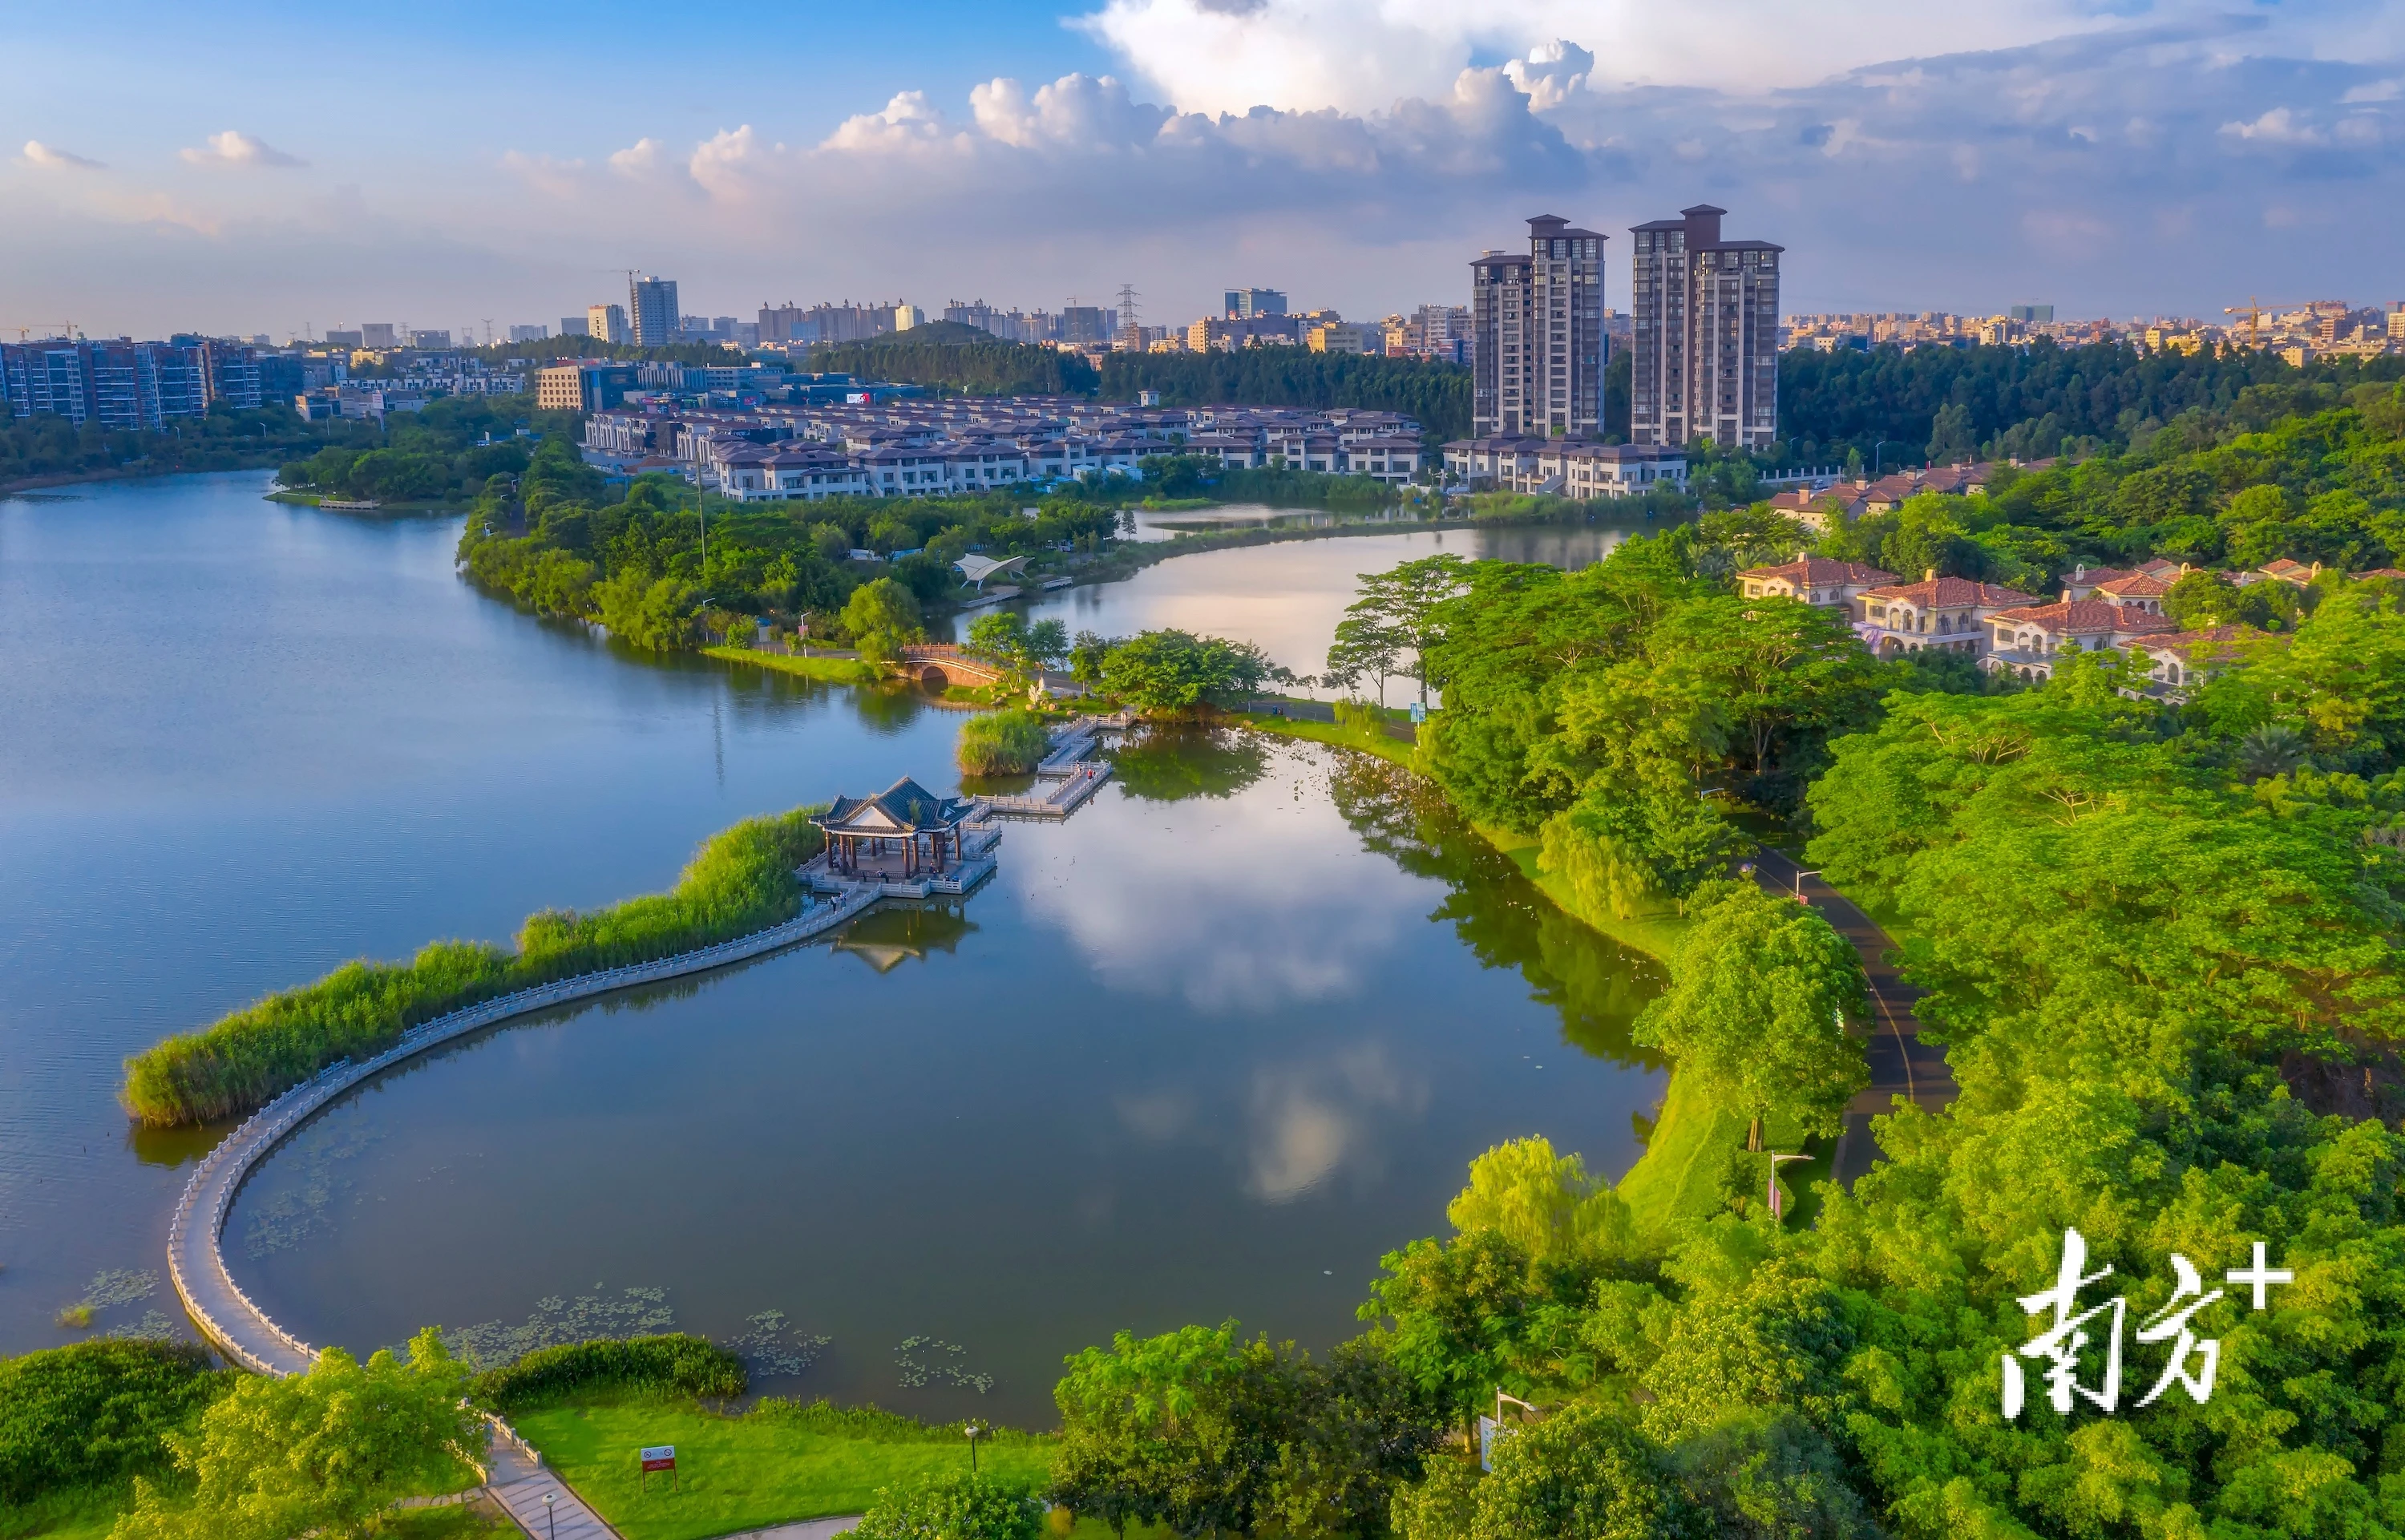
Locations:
472;1334;746;1413
121;808;825;1127
956;709;1052;775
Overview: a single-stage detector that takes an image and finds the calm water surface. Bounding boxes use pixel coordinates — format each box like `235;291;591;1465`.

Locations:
961;507;1654;694
1;474;1663;1423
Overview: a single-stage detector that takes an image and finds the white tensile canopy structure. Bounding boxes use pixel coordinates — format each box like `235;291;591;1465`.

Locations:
954;554;1029;591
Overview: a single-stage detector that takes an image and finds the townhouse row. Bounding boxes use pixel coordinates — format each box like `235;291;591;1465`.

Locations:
580;399;1429;501
1736;555;2403;699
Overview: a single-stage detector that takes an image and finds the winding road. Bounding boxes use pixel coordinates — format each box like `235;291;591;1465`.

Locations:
1745;847;1958;1186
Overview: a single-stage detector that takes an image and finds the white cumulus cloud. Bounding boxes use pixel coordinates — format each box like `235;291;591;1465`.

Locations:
21;140;105;171
179;131;304;169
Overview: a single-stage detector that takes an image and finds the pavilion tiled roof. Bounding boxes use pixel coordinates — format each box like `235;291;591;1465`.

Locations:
814;777;972;835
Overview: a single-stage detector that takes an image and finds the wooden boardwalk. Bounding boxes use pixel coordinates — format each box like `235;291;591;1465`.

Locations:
166;884;884;1377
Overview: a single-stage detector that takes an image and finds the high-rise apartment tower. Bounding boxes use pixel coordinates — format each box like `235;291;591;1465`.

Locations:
1470;215;1606;439
629;276;680;348
1628;204;1781;449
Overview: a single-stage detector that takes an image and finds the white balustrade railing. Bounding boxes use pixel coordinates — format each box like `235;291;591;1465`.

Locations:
168;883;884;1374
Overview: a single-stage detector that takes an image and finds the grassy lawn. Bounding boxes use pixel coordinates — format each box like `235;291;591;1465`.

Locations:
514;1402;1056;1540
0;1490;122;1540
1614;1071;1751;1239
704;648;882;686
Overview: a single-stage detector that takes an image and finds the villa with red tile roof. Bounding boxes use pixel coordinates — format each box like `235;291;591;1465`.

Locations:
1982;600;2181;682
1855;574;2041;657
2131;625;2275;702
1736;558;1897;610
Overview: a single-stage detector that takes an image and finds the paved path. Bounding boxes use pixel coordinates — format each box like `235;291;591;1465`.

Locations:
168;885;883;1376
486;1420;620;1540
1746;847;1957;1186
711;1520;861;1540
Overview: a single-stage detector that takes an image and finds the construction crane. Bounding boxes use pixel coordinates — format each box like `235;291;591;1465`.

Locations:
2221;297;2312;350
8;322;75;342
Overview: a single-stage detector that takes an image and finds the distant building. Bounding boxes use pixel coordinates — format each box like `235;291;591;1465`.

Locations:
629;276;679;349
361;323;399;348
408;329;452;350
507;324;551;343
1308;322;1372;354
1;338;214;429
536;360;637;413
1061;306;1111;346
1628;203;1781;450
323;329;364;349
1224;288;1287;320
1471;213;1607;438
895;303;925;330
2007;304;2055;324
560;315;591;338
588;304;629;346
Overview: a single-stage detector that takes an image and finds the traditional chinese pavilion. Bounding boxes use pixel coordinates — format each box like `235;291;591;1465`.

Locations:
812;778;976;879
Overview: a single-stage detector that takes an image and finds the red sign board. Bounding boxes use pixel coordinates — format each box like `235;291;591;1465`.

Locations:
641;1445;676;1472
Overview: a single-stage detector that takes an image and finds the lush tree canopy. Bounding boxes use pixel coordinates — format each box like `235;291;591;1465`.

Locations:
112;1330;480;1540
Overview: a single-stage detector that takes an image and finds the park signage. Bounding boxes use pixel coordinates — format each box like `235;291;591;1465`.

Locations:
639;1444;679;1493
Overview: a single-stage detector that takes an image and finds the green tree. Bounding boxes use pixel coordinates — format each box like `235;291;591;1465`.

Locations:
855;1471;1044;1540
843;576;924;664
112;1330;479;1540
1631;882;1869;1150
1351;556;1469;706
1357;1230;1545;1447
1069;629;1114;685
1327;612;1404;707
1100;630;1279;716
1470;1403;1691;1540
1051;1324;1433;1540
0;1340;227;1506
1444;1137;1631;1263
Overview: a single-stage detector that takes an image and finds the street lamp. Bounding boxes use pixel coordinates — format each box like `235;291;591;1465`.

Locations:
542;1491;556;1540
1793;867;1821;899
964;1420;988;1474
1871;439;1906;478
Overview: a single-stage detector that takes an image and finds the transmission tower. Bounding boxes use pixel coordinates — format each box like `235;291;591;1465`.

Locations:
1115;283;1141;339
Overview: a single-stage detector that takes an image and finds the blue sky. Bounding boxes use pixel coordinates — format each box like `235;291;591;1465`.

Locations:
8;0;2405;338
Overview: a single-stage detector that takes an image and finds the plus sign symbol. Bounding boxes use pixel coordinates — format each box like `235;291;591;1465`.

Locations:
2225;1241;2294;1311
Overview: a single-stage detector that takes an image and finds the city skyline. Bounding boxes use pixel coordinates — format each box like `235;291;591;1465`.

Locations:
6;1;2403;336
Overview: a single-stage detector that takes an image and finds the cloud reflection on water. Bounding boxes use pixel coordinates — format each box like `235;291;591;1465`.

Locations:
1243;1042;1428;1203
1017;754;1429;1014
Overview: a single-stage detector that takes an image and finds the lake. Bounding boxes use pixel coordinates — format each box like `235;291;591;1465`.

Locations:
0;473;1663;1425
957;504;1657;699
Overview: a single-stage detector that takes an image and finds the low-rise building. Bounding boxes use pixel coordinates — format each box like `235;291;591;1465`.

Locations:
1440;436;1686;495
537;361;637;413
1854;574;2040;657
2131;625;2266;701
1980;600;2180;682
1736;559;1898;612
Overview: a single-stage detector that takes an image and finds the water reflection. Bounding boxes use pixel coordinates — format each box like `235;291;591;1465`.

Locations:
832;903;977;974
1243;1043;1429;1203
1108;724;1271;802
1021;740;1419;1013
1325;756;1667;1067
